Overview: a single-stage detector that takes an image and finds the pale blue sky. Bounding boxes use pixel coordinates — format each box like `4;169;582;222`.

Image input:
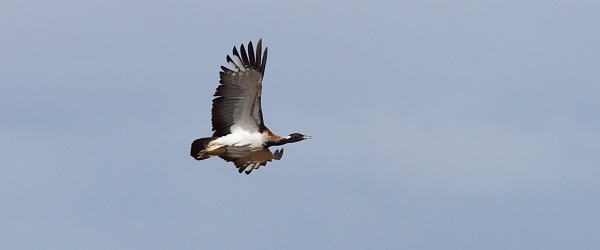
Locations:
2;1;599;249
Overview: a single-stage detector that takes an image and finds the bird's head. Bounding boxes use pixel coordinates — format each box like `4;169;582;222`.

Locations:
287;133;311;142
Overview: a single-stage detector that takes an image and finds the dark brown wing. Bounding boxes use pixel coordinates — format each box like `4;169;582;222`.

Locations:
219;148;284;174
211;40;268;137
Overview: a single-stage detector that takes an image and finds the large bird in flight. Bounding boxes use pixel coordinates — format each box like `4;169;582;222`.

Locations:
190;39;310;174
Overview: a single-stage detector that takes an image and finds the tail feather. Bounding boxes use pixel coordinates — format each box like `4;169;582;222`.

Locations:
190;137;218;160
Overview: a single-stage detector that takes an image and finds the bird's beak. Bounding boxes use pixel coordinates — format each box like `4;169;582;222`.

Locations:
303;135;311;139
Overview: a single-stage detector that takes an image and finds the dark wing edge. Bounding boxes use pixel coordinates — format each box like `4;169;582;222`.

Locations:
219;148;284;175
211;39;269;137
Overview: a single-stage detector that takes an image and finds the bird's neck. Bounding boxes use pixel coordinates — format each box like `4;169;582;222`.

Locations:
264;136;294;147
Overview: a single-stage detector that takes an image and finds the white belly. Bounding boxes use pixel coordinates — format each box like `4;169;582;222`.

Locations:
208;131;264;153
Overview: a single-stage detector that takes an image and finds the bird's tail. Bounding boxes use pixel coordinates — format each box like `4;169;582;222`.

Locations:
190;137;219;160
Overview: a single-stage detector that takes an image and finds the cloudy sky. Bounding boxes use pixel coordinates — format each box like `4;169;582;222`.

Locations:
2;0;599;249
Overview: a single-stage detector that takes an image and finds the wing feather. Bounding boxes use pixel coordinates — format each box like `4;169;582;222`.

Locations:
247;42;256;66
219;148;284;174
239;44;250;68
211;39;267;137
260;46;267;76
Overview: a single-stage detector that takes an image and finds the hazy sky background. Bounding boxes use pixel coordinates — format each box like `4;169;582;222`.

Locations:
2;0;599;249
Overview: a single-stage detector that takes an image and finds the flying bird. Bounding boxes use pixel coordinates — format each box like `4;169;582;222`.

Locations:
190;39;310;174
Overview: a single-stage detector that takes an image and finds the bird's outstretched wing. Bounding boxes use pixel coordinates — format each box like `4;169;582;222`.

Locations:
211;39;268;137
219;149;284;174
